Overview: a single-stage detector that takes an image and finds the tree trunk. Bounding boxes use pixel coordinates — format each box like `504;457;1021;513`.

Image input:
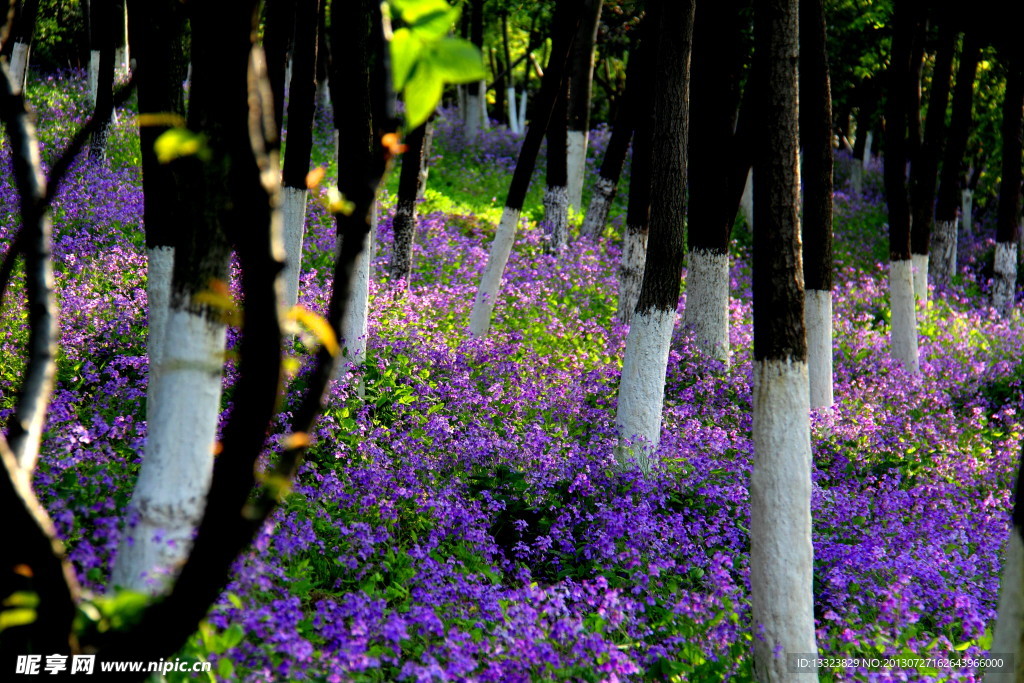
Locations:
684;0;740;364
114;0;129;79
262;0;297;141
935;32;982;279
390;123;428;286
580;19;644;240
800;0;834;409
6;0;40;94
906;14;926;166
993;54;1023;317
469;0;583;336
544;80;570;250
332;0;384;371
89;0;116;157
121;0;188;519
614;0;693;474
566;0;602;211
883;0;920;375
616;64;654;325
280;0;321;311
750;0;818;675
464;0;485;139
991;449;1024;682
910;19;956;297
113;0;245;593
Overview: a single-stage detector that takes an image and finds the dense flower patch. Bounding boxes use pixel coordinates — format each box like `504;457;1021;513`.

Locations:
1;73;1021;681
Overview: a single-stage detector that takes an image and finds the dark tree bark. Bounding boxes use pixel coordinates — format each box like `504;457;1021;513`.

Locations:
992;52;1024;315
910;18;956;287
800;0;833;294
580;18;645;239
262;0;297;142
800;0;834;408
469;0;583;335
281;0;320;191
725;80;757;230
127;0;187;253
883;0;916;264
752;0;805;364
4;0;40;93
612;0;693;475
464;0;485;134
544;79;570;248
565;0;602;208
907;14;927;164
491;49;507;126
750;0;817;673
500;2;581;213
89;0;116;156
882;0;920;373
632;0;691;318
391;121;428;285
688;0;742;257
936;32;982;226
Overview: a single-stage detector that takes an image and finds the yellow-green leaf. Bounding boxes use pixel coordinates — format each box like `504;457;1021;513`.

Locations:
154;128;209;164
288;306;340;356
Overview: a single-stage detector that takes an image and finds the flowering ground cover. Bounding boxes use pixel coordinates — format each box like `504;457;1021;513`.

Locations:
2;72;1022;681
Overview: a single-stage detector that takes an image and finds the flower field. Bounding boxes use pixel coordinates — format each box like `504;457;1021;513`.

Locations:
1;72;1021;682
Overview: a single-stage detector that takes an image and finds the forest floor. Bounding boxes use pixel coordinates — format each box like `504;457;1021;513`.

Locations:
1;73;1022;682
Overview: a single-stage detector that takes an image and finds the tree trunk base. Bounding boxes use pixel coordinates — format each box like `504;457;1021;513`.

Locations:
804;289;833;410
617;225;648;324
929;220;957;289
683;248;730;364
281;186;309;311
889;259;920;374
543;184;570;250
750;357;816;682
390;197;416;286
581;175;615;239
339;213;374;373
990;526;1024;682
993;241;1017;317
113;307;226;594
911;253;929;303
566;130;587;211
9;42;30;95
615;307;676;474
470;207;521;336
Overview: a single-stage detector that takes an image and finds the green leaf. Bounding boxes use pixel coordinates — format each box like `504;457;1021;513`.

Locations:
0;608;36;631
403;61;443;130
222;623;245;648
154;128;209;164
408;6;461;41
428;38;486;84
217;658;234;678
390;28;422;92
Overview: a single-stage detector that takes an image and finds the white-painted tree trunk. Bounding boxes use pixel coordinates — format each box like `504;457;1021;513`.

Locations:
989;527;1024;683
478;81;490;130
543;184;570;250
281;186;308;311
506;87;519;133
87;50;101;109
339;211;374;370
889;259;920;374
929;220;957;289
750;358;818;681
115;47;130;82
616;225;648;324
113;308;226;593
465;91;482;140
566;130;588;211
911;253;929;302
469;207;521;336
804;289;833;410
581;176;614;239
146;247;174;409
319;76;331;108
862;131;873;169
9;42;30;95
740;168;754;230
517;91;528;133
615;308;675;474
850;163;863;196
961;190;973;234
682;248;729;363
993;241;1017;317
